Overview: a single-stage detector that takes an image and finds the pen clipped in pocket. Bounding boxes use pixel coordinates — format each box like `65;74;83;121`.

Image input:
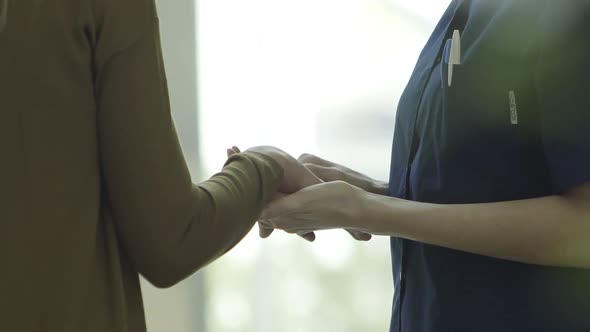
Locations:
441;39;452;88
441;30;462;88
442;38;463;88
440;39;456;88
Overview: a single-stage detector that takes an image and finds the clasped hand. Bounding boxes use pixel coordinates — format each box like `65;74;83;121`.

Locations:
227;146;373;242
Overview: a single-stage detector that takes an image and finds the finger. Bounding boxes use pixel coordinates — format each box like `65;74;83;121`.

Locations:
298;153;334;167
346;229;372;241
232;146;241;153
227;148;235;157
299;164;324;188
258;223;274;238
258;192;288;237
304;163;339;182
298;232;316;242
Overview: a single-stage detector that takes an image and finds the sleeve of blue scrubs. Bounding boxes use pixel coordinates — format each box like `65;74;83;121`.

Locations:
535;3;590;194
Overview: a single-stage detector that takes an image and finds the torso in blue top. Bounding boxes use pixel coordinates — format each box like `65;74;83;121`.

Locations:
388;1;590;331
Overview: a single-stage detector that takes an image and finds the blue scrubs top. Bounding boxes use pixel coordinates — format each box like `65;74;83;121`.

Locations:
388;1;590;331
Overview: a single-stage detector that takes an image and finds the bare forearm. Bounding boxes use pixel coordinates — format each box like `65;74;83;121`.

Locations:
368;179;389;196
364;192;590;268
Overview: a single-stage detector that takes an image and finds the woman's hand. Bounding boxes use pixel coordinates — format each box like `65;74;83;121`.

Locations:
245;146;322;193
298;153;389;195
259;181;371;236
227;145;319;193
227;146;319;241
227;147;371;241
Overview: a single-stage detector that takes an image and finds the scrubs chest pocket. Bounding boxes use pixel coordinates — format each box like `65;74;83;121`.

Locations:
437;39;506;146
439;47;535;156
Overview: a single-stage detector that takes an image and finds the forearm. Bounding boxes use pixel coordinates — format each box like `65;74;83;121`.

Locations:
364;192;590;268
96;10;285;286
182;152;283;264
368;179;389;196
140;153;282;287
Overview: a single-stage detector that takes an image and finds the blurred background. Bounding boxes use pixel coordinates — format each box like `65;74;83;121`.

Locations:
142;0;450;331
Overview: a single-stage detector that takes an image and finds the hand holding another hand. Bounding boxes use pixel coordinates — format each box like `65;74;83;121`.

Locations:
244;146;322;193
227;146;318;241
259;181;370;237
227;146;372;242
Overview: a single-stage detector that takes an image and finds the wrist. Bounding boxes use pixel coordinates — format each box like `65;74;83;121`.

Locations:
349;186;386;233
369;180;389;196
332;181;367;229
356;189;376;233
358;190;408;235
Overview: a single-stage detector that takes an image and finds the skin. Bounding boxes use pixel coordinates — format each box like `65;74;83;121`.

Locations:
257;152;590;269
226;147;371;242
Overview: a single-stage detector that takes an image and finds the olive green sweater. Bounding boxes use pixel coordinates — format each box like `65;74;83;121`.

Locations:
0;1;282;331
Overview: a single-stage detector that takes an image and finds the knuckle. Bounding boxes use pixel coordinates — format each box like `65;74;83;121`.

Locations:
298;153;317;163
